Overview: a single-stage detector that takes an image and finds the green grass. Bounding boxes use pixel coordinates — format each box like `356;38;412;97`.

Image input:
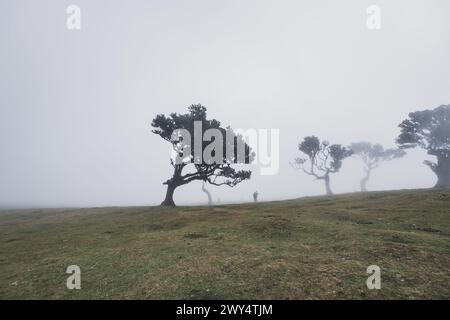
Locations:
1;189;449;299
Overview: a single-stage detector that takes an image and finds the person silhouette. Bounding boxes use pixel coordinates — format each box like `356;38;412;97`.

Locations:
253;191;259;202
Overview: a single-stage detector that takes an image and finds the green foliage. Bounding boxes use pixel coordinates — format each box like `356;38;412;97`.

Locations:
152;105;254;205
294;136;352;178
397;105;450;187
350;142;406;169
397;104;450;157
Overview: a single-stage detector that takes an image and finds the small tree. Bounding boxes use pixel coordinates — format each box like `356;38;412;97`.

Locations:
152;104;254;206
292;136;352;195
397;104;450;188
350;142;406;192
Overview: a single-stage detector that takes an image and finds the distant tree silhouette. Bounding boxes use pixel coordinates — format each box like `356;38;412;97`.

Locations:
292;136;352;195
397;104;450;188
350;142;406;192
152;104;254;206
201;182;212;205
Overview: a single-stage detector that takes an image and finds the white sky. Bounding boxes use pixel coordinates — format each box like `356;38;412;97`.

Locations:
1;0;449;207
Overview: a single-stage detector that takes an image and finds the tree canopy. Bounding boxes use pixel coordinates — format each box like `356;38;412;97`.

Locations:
152;104;254;205
397;104;450;154
351;142;406;169
397;104;450;188
350;142;406;191
293;136;352;195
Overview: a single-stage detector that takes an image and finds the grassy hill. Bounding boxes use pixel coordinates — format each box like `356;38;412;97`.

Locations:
0;189;449;299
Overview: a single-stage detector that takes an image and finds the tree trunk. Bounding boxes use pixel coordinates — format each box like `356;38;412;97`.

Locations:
161;183;177;206
161;164;184;206
360;169;371;192
324;174;333;195
202;183;212;205
434;155;450;188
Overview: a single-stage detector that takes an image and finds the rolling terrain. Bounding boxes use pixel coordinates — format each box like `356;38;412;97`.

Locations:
0;189;449;299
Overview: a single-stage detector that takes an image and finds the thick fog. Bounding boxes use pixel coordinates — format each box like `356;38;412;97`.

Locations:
1;0;449;208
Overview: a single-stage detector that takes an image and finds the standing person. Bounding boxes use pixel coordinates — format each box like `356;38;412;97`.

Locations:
253;191;259;202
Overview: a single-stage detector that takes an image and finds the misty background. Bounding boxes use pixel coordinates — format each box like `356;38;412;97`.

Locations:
1;0;449;208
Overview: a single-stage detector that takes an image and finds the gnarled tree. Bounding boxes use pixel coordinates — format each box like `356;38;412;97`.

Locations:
350;142;406;192
152;104;254;206
292;136;352;195
397;104;450;188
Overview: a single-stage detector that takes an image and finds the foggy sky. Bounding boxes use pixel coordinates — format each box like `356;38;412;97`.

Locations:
1;0;449;208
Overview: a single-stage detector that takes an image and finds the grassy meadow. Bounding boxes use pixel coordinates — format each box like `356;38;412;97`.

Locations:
0;189;449;299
